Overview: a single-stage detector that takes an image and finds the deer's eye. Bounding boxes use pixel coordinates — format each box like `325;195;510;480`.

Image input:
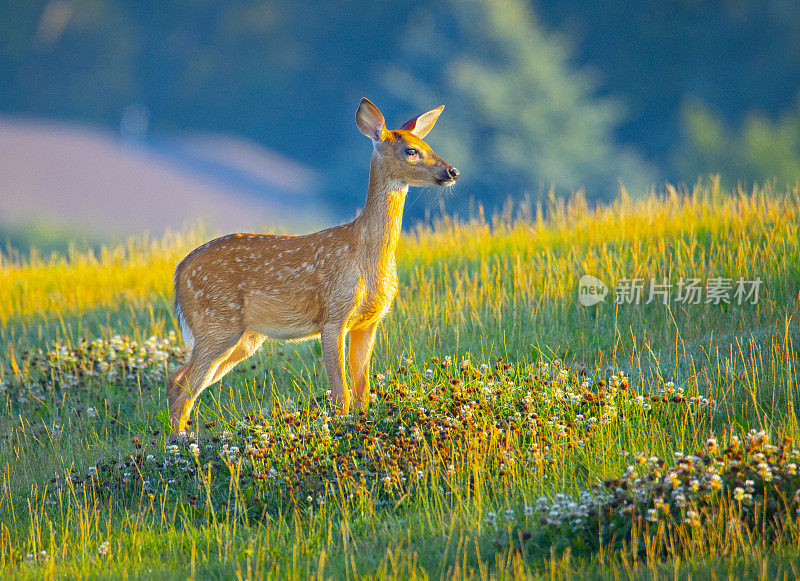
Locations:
405;148;419;156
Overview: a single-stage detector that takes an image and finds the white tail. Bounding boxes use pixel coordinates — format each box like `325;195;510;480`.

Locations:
167;98;459;434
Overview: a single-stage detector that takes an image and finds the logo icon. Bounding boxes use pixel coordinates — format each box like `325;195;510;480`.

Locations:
578;275;608;306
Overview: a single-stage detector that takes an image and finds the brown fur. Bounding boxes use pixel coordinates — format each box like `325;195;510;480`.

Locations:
167;99;459;433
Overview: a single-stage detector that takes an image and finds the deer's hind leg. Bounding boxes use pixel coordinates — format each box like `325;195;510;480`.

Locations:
168;332;243;434
209;330;266;384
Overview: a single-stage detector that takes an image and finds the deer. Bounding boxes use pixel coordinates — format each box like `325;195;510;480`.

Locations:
167;98;460;434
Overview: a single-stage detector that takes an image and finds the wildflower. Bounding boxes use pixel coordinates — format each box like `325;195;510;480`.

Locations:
86;407;97;418
98;541;110;556
524;506;534;517
733;487;744;502
188;443;199;456
646;509;658;523
504;509;515;521
685;510;701;527
484;512;497;527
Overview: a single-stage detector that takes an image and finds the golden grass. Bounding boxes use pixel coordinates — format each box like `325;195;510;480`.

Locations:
0;180;798;579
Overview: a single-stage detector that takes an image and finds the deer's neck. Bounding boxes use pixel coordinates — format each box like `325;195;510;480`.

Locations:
354;155;408;266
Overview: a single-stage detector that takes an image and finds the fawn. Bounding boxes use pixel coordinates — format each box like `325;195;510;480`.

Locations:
167;98;459;434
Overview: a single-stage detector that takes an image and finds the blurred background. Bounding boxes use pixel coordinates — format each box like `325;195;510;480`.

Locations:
2;0;799;251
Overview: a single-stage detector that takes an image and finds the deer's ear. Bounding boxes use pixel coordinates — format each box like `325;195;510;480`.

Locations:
356;98;387;141
399;105;444;139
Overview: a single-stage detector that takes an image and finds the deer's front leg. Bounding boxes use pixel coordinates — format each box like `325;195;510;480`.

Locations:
349;323;378;411
321;323;350;413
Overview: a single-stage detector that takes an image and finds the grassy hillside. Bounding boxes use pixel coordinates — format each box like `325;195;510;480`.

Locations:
0;181;799;578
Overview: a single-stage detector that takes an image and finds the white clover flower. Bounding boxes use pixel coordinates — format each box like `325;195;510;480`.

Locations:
504;509;515;522
524;506;534;517
484;512;497;527
685;510;700;526
733;487;745;502
86;407;97;418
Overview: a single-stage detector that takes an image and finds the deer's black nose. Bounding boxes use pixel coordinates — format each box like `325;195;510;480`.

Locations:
447;166;460;181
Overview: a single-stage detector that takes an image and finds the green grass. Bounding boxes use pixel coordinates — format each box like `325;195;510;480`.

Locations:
1;180;799;578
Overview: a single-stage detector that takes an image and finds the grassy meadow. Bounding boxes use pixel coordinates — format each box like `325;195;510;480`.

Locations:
1;180;799;578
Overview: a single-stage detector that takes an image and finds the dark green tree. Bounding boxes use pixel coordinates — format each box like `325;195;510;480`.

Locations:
380;0;652;209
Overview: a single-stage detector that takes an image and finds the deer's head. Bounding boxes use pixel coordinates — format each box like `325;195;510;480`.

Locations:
356;98;460;187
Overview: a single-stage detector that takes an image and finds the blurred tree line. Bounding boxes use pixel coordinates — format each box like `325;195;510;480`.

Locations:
2;0;799;220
